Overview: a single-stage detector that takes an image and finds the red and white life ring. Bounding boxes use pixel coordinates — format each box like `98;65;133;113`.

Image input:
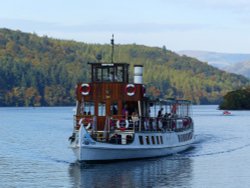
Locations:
126;84;136;96
81;83;91;96
116;119;129;130
79;118;92;130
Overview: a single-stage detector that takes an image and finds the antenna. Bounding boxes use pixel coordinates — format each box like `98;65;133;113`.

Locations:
111;34;114;63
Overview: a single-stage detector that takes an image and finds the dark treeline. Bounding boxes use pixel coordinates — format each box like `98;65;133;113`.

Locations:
219;87;250;110
0;28;249;106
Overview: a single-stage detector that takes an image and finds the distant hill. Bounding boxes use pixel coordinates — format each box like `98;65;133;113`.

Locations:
178;50;250;71
224;61;250;78
0;28;249;106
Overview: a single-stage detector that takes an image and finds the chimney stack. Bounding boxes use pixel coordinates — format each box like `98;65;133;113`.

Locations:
134;65;143;84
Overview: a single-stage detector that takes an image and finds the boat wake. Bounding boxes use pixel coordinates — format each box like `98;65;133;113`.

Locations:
168;134;250;160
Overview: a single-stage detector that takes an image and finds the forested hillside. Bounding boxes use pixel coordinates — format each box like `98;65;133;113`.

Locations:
0;28;249;106
219;87;250;110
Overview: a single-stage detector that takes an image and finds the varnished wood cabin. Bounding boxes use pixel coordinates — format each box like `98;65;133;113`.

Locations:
75;62;146;131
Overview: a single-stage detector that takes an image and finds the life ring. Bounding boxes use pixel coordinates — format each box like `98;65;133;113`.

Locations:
85;122;92;130
77;118;84;129
126;84;136;96
81;83;91;96
116;119;129;129
79;118;92;130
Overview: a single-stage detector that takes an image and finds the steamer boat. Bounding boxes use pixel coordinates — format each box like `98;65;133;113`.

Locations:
69;38;194;162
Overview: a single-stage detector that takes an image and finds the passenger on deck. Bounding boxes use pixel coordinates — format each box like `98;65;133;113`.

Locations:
158;108;164;118
122;104;128;119
131;111;139;127
112;105;118;115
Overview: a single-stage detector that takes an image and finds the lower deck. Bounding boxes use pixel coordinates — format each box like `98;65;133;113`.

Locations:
71;114;194;145
69;120;194;161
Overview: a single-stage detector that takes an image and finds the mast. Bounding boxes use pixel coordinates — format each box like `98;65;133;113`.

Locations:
111;34;114;63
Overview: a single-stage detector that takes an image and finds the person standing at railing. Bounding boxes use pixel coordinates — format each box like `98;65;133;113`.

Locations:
122;104;128;119
132;111;139;127
158;108;164;118
112;105;118;115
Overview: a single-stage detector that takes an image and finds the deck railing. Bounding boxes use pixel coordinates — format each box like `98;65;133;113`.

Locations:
74;115;193;133
73;114;193;144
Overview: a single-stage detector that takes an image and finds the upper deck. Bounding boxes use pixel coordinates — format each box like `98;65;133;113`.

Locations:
76;62;145;101
75;62;146;118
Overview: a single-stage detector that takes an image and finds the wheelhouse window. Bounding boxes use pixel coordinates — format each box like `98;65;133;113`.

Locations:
90;63;129;83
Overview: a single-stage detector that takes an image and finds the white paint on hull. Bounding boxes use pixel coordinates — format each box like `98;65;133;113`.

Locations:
70;128;194;162
79;141;193;161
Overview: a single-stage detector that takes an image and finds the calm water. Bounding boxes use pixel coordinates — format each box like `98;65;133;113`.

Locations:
1;106;250;188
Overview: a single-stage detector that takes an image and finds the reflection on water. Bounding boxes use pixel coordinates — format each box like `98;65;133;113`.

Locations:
69;157;193;188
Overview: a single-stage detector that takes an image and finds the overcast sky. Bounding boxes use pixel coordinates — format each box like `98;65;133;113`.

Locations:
1;0;250;53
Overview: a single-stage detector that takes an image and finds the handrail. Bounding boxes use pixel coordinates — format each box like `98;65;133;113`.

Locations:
74;115;193;145
106;115;193;133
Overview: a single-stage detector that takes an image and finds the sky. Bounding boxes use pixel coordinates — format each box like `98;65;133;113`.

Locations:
1;0;250;53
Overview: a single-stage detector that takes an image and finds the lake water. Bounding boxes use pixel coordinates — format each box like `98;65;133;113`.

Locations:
1;105;250;187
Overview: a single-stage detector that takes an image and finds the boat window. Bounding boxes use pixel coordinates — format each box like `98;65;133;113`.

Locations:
156;136;160;144
145;136;150;145
151;136;155;145
160;136;163;144
170;103;191;118
91;64;129;83
96;68;102;82
102;68;109;81
139;136;144;145
149;104;156;117
98;102;106;116
149;103;164;118
117;66;124;82
178;104;183;117
180;104;190;117
78;101;94;115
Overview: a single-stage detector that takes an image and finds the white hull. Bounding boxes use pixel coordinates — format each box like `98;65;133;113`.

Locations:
70;126;194;162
